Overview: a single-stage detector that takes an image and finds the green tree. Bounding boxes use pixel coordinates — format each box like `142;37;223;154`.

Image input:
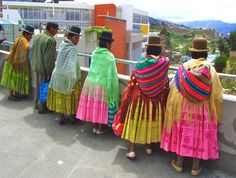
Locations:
160;27;172;49
218;37;230;56
229;31;236;51
214;55;227;72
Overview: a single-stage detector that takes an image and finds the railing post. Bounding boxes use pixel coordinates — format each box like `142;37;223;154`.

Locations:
88;57;91;68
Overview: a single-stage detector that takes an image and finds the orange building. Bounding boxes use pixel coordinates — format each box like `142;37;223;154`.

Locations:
94;4;127;75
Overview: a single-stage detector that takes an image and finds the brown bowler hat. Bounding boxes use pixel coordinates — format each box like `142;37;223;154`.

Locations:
145;36;162;47
189;37;210;52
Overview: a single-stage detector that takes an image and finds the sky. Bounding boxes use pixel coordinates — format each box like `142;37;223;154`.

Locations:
84;0;236;23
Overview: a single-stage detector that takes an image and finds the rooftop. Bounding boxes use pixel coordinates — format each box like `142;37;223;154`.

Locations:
0;87;233;178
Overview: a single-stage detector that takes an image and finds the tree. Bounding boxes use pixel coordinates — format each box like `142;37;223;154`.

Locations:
160;27;172;49
214;55;227;72
218;37;230;56
229;31;236;51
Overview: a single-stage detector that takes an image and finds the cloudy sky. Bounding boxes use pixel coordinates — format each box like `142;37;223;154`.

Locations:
84;0;236;23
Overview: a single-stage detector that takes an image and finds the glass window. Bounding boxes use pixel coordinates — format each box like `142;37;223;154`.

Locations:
133;13;141;23
28;10;33;19
74;12;80;21
42;11;46;19
23;9;28;19
141;16;149;24
70;12;74;21
133;24;140;30
33;10;40;19
66;11;75;21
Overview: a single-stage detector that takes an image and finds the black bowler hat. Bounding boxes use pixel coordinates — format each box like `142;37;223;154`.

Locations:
46;22;60;30
67;26;82;36
99;31;114;42
22;25;35;34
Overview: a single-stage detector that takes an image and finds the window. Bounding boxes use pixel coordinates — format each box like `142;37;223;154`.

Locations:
141;16;149;24
66;11;75;21
33;10;40;19
23;9;28;19
133;24;140;30
74;12;80;21
133;13;141;23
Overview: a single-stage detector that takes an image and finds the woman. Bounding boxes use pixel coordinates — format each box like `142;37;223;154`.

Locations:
77;31;120;134
1;25;34;100
161;37;223;176
47;26;82;125
112;36;169;159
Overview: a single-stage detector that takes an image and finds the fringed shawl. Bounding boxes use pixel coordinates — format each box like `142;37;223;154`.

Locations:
175;65;211;102
82;47;120;107
164;58;223;132
133;55;169;97
50;39;81;94
114;55;169;125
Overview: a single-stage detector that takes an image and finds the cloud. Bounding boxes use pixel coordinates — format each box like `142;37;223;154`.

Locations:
83;0;236;23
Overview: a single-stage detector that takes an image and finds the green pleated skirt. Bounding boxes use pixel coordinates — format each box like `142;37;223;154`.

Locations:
1;61;30;95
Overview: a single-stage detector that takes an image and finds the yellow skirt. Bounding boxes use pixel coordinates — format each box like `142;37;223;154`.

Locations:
121;98;163;144
47;81;82;115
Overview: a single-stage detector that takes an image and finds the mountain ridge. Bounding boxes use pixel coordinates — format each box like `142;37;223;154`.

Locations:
179;20;236;34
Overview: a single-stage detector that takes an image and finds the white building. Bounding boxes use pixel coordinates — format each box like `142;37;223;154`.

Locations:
3;1;93;28
2;1;151;74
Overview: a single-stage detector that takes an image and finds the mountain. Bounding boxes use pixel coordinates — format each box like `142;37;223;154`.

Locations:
149;17;189;29
180;20;236;35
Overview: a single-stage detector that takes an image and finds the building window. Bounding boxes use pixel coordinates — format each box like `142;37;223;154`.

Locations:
33;10;40;19
133;13;141;23
141;16;149;24
74;11;80;21
24;10;28;19
133;24;140;30
66;11;76;21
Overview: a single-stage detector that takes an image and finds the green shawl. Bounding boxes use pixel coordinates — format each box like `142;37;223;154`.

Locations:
84;47;120;107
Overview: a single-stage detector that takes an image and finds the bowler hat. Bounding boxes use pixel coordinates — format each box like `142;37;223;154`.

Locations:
67;26;82;36
99;31;114;42
145;36;162;47
22;25;35;34
189;37;210;52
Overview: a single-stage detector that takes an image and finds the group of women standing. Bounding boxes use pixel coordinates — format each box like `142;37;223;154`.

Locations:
0;24;223;176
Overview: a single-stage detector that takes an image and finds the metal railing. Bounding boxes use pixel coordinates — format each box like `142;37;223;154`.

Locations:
2;41;14;45
77;53;236;80
2;41;236;80
1;49;236;100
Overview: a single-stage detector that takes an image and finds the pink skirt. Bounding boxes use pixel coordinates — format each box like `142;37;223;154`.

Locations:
161;100;219;160
76;85;108;125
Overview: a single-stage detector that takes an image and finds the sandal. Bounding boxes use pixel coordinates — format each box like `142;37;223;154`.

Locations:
92;128;97;134
191;168;202;176
59;119;66;126
8;96;20;101
96;129;109;135
70;118;78;125
171;160;183;173
145;148;153;155
126;151;136;160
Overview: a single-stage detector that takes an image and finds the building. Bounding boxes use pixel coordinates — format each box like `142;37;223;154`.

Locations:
4;0;46;2
2;1;150;74
3;1;93;28
0;0;3;18
118;5;150;71
3;0;73;2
